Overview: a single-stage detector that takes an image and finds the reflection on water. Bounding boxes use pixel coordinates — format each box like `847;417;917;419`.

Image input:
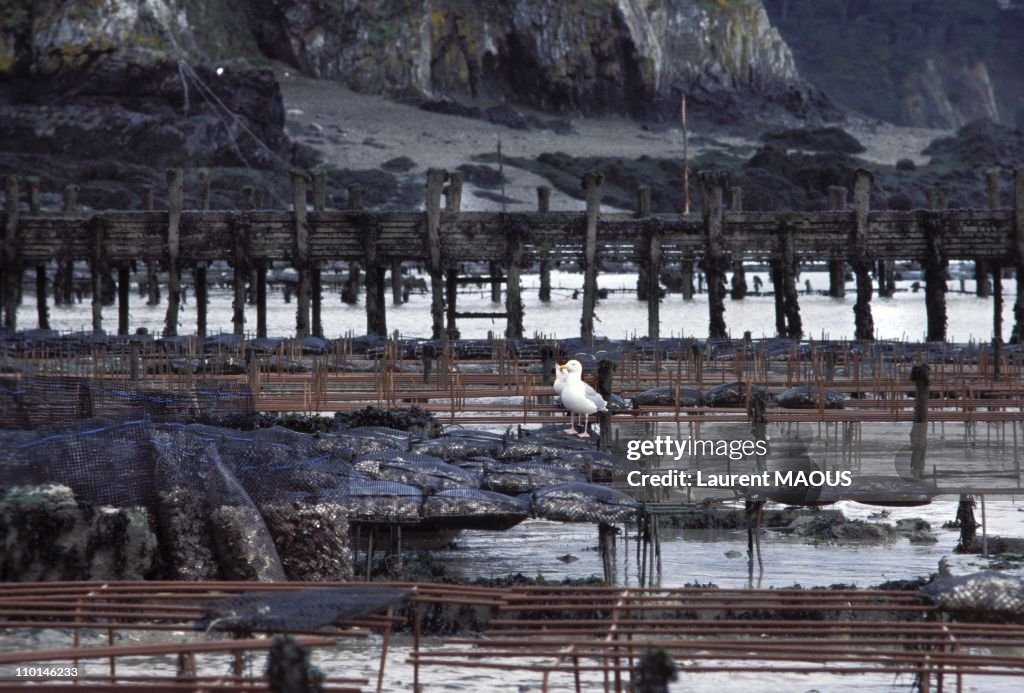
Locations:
438;498;1021;589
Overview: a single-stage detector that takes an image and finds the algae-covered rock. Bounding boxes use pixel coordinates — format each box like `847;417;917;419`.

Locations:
0;484;157;581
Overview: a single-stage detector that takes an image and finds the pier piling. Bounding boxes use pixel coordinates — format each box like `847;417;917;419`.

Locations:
291;170;312;338
851;169;874;341
701;172;727;339
580;171;603;343
537;186;552;303
425;169;447;340
730;186;747;300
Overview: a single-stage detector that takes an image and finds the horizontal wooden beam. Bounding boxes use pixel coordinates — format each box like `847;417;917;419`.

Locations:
8;207;1017;267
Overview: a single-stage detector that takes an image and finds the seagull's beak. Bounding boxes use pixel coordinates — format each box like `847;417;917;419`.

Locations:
558;363;567;372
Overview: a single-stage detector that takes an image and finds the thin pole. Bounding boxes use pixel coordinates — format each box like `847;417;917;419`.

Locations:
681;96;690;214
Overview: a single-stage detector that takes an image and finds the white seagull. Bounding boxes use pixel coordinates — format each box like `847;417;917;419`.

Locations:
559;359;607;437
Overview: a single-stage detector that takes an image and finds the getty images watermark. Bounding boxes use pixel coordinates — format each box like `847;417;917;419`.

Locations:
623;435;853;489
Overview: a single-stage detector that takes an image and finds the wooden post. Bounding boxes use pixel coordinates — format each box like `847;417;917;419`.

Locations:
680;259;694;300
636;185;652;301
445;271;458;339
90;216;105;333
729;186;747;300
195;169;210;339
312;169;327;210
974;169;1002;299
352;184;386;337
446;173;464;338
540;344;556;386
55;184;78;306
875;192;895;300
851;169;874;341
256;265;267;338
391;259;404;304
164;168;183;336
827;185;846;298
23;177;50;330
142;185;160;306
117;265;130;336
780;223;802;338
129;341;140;381
925;188;948;342
987;169;1003;378
580;171;603;342
488;262;502;303
505;216;525;340
596;359;615;450
638;186;661;342
425;169;448;340
1012;170;1024;344
194;263;208;338
701;172;727;339
236;185;258;337
292;169;311;338
2;176;19;329
62;185;79;208
24;176;40;213
537;186;552;302
231;216;248;337
311;170;327;338
197;168;211;211
342;184;363;305
910;364;929;479
771;257;786;336
36;267;49;330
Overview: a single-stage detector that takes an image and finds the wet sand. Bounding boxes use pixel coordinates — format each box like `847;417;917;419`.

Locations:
275;66;947;213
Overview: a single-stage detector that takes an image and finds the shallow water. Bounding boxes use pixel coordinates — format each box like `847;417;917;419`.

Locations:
1;496;1020;692
6;267;1023;691
17;269;1015;343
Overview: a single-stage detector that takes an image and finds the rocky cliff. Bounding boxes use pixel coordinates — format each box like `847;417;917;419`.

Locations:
1;1;829;124
247;0;828;121
763;0;1024;129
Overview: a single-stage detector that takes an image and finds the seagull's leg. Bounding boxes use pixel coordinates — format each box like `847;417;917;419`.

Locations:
578;413;590;438
563;411;577;435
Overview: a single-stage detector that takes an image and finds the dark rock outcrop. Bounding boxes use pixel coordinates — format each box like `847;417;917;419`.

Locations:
0;57;292;210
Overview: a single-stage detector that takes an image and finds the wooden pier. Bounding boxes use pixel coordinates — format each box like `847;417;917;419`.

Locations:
2;168;1023;344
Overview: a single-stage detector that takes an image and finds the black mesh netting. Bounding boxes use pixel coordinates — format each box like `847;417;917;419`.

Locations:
0;418;155;508
534;483;639;524
198;586;413;632
423;488;530;530
353;450;480;492
331;478;423;523
920;573;1024;618
481;461;585;495
337;426;414;455
413;430;505;461
0;376;255;429
151;425;287;582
